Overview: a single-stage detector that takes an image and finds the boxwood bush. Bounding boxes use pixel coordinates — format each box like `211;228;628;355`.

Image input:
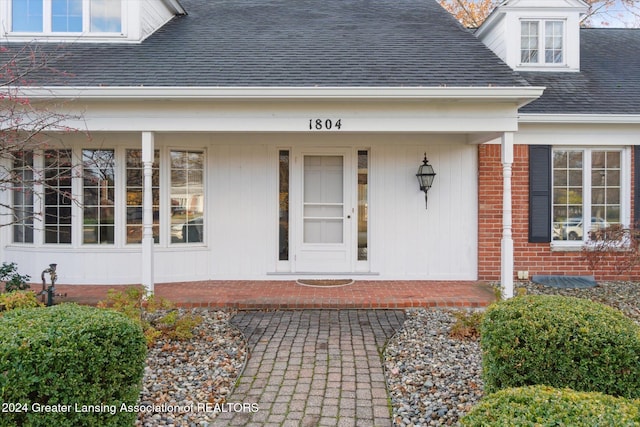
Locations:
461;385;640;426
0;304;146;427
481;295;640;398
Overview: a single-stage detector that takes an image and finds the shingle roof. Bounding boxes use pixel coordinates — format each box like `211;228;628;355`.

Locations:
4;0;528;88
520;29;640;115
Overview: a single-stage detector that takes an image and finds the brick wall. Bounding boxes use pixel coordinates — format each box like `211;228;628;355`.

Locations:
478;144;639;281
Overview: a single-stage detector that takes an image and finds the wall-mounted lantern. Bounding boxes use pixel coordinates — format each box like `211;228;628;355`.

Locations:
416;153;436;209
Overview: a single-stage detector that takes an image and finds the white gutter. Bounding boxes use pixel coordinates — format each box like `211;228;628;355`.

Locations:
12;86;545;106
520;114;640;124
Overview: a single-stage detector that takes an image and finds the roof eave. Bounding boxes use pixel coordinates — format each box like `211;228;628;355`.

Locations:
520;113;640;124
12;86;545;106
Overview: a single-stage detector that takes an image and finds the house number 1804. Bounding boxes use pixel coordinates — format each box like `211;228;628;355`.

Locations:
309;119;342;130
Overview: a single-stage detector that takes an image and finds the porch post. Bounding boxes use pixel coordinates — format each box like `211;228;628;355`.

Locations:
141;132;155;294
501;132;514;299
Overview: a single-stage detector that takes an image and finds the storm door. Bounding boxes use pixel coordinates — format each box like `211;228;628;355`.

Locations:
293;150;354;272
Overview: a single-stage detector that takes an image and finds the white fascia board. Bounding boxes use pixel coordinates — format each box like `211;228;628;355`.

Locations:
13;86;545;106
520;114;640;124
161;0;187;15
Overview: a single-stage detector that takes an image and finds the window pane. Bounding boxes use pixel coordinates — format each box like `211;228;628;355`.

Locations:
358;150;368;261
44;150;73;244
83;149;115;244
12;0;43;32
553;150;583;241
171;150;204;243
591;150;621;227
90;0;122;32
12;151;35;243
51;0;82;32
126;149;159;244
520;21;538;63
544;21;563;64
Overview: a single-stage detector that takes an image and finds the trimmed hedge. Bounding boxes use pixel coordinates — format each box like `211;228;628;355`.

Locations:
0;304;146;427
481;295;640;398
460;385;640;426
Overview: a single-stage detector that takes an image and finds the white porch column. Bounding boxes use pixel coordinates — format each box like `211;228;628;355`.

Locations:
500;132;514;299
141;132;155;293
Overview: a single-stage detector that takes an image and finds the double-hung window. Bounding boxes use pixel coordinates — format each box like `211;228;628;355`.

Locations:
82;149;115;244
552;149;625;243
12;151;35;244
170;150;205;244
44;149;73;244
11;0;122;33
521;20;564;65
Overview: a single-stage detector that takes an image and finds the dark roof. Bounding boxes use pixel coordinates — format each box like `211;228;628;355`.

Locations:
520;29;640;115
3;0;528;88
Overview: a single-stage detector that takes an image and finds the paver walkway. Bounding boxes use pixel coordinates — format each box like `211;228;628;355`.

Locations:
214;310;406;427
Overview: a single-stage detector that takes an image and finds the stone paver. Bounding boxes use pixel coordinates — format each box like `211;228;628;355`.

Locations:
213;310;405;427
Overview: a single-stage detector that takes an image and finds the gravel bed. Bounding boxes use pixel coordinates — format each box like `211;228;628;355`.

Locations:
384;281;640;426
132;282;639;426
135;309;246;427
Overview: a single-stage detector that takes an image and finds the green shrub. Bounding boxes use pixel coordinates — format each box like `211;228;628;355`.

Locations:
461;385;640;426
0;290;43;312
481;295;640;398
0;304;146;427
0;262;31;292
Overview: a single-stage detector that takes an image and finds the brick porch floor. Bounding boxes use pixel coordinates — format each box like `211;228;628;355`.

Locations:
33;280;497;309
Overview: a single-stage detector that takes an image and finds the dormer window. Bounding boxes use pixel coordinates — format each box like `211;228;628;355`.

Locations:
11;0;122;34
520;20;565;66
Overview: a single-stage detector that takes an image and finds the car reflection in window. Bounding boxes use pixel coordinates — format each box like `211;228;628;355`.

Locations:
554;217;608;241
171;217;203;243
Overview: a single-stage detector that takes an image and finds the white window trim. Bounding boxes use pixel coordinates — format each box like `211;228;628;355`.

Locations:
518;18;567;69
2;0;127;40
551;147;631;250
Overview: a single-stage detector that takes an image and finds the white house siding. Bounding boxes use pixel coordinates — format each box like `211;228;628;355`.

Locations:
479;14;507;61
1;132;478;284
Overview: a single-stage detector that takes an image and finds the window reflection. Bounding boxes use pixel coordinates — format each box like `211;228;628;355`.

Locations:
90;0;122;32
358;150;368;260
44;149;73;244
83;149;115;244
171;150;204;243
552;149;621;241
279;150;289;261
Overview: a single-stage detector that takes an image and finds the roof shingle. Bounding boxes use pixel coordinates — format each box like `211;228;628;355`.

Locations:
521;29;640;115
3;0;528;88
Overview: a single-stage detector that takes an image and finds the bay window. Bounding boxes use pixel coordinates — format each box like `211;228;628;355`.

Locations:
10;146;208;247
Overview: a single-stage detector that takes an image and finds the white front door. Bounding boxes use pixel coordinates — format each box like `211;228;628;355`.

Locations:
293;149;354;272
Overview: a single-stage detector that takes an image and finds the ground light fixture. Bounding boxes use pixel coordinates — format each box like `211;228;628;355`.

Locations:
416;153;436;209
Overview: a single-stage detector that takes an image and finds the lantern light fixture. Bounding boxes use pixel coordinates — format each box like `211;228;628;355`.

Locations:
416;153;436;209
